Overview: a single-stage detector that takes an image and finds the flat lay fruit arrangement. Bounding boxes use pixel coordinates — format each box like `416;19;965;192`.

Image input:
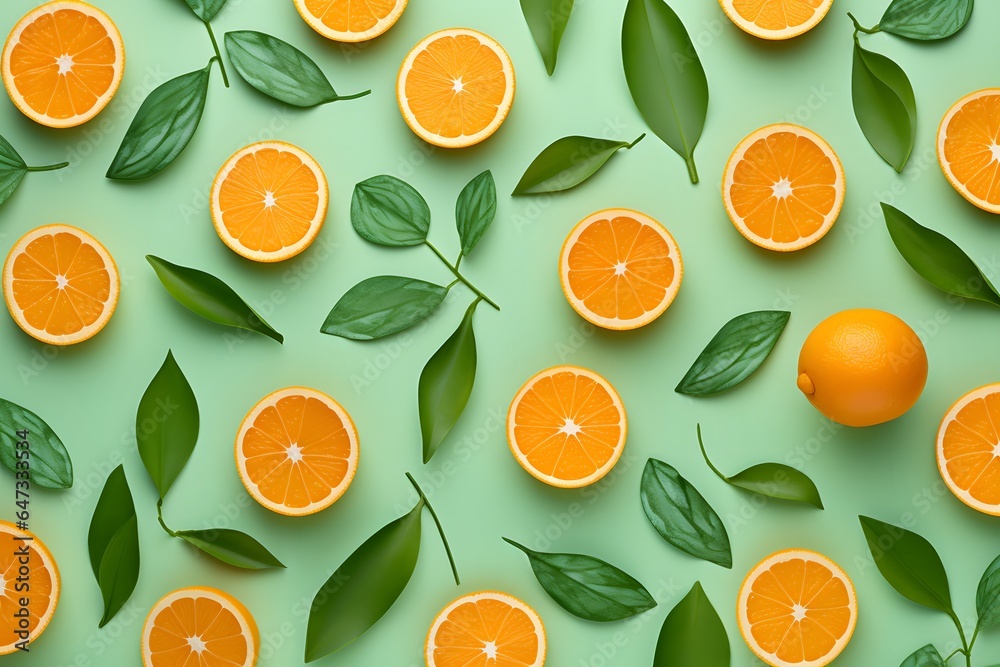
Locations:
0;0;999;665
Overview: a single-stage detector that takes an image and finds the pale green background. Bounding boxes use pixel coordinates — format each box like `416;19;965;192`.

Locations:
0;0;999;664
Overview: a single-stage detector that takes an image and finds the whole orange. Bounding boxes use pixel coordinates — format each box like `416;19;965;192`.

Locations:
796;309;927;427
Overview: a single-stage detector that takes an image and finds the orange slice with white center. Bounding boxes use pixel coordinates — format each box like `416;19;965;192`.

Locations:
937;89;1000;214
0;521;59;655
720;0;834;40
937;383;1000;515
293;0;408;43
426;591;546;667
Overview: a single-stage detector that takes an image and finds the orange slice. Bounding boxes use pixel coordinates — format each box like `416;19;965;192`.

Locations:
937;89;1000;214
507;365;627;488
936;383;1000;515
559;208;682;330
397;28;515;149
293;0;408;43
235;387;359;516
426;591;545;667
723;124;845;252
2;1;124;128
141;586;259;667
0;521;59;655
738;549;857;667
210;141;328;263
720;0;834;40
3;224;119;346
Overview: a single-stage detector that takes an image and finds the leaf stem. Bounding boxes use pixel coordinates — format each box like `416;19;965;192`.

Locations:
947;611;971;667
26;162;69;172
406;472;460;585
697;424;730;482
943;648;962;663
847;12;880;35
626;133;646;149
685;155;699;184
424;241;499;311
332;89;372;101
156;499;177;537
204;21;229;88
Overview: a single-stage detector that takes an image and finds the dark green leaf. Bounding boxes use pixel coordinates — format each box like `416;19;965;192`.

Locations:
320;276;447;340
622;0;708;183
182;0;227;21
97;515;140;628
455;170;496;256
512;133;645;196
147;255;284;343
520;0;575;75
675;311;790;396
352;175;431;246
305;501;422;662
900;645;945;667
879;0;974;40
107;64;211;180
419;300;479;463
859;515;953;613
0;397;73;489
852;39;916;172
88;465;135;579
976;554;1000;630
177;528;285;570
136;350;199;500
640;459;731;568
0;134;26;206
882;203;1000;307
503;538;656;622
653;582;729;666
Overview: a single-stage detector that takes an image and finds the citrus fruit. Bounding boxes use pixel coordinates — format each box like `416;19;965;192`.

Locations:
937;89;1000;214
210;141;328;263
507;365;627;488
738;549;857;667
559;208;682;330
141;586;259;667
936;383;1000;515
2;1;124;128
3;224;119;346
796;308;927;427
0;521;59;655
723;124;845;252
426;591;546;667
398;28;515;149
720;0;834;40
293;0;408;43
235;386;359;516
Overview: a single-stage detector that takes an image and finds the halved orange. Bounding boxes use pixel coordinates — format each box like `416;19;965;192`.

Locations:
507;365;627;488
723;124;845;252
426;591;546;667
560;208;682;330
936;383;1000;515
210;141;328;263
720;0;834;40
141;586;259;667
0;521;59;655
2;1;124;128
937;89;1000;214
235;387;359;516
738;549;857;667
293;0;408;43
398;28;515;149
2;224;119;346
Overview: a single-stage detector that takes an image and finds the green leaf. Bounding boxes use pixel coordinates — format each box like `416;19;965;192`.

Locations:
698;425;823;509
653;582;729;666
177;529;285;570
182;0;227;21
305;501;422;662
859;515;953;613
976;553;1000;630
882;203;1000;307
352;175;431;246
147;255;284;343
622;0;708;184
640;459;731;568
503;538;656;622
0;398;73;489
675;311;790;396
88;465;135;578
852;38;916;172
321;276;448;341
419;300;479;463
512;133;645;196
137;350;199;500
97;515;140;628
0;134;27;206
107;64;211;180
224;31;369;107
879;0;974;40
900;645;945;667
455;170;496;256
519;0;575;75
